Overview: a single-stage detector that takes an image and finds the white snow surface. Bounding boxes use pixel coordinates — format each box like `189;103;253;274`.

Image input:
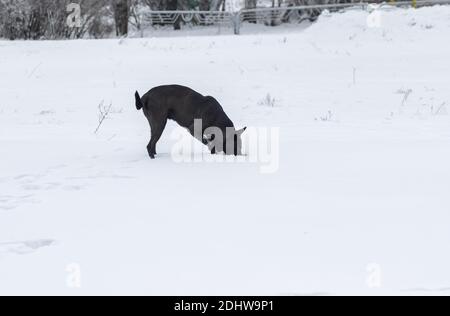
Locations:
1;6;450;295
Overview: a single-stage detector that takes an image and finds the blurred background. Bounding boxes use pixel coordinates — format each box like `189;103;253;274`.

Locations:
0;0;419;40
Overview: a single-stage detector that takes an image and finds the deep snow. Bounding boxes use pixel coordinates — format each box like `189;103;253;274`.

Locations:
1;5;450;295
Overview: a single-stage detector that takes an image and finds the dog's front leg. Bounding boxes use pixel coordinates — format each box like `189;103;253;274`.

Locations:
147;142;155;159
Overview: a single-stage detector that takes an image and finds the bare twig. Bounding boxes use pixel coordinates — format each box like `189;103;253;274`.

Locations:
434;102;447;115
94;100;113;134
315;110;333;122
259;93;276;107
28;62;43;78
397;88;413;107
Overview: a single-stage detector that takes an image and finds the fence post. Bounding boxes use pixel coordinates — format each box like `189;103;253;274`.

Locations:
233;12;241;35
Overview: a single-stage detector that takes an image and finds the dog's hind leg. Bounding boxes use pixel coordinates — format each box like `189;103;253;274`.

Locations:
147;116;167;159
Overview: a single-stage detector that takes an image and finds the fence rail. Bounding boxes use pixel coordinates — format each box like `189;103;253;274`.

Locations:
140;0;450;34
143;10;235;25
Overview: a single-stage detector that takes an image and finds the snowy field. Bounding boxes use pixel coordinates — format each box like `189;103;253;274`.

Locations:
1;6;450;295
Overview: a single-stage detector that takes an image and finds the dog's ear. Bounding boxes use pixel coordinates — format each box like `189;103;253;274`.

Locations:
236;127;247;135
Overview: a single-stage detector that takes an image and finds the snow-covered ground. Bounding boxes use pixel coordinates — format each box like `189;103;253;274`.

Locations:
1;5;450;295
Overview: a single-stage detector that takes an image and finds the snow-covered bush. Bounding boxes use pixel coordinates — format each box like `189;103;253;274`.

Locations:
0;0;30;40
0;0;113;40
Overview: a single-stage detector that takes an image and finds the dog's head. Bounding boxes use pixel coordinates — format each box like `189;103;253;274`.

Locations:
207;127;247;156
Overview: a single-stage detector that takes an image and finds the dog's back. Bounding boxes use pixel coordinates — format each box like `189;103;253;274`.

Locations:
137;85;233;129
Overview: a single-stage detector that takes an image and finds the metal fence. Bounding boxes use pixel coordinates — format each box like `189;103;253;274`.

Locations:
140;0;450;34
143;10;235;26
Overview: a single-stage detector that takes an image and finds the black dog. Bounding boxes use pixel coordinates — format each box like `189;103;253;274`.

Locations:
135;85;246;159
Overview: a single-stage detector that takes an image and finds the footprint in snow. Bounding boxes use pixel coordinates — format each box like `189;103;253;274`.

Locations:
0;194;39;211
0;239;56;256
14;174;43;182
22;182;61;191
63;185;84;191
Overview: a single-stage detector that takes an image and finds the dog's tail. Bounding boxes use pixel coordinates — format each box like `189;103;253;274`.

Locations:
135;91;144;111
